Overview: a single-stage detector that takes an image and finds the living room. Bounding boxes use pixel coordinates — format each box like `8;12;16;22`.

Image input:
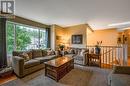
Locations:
0;0;130;86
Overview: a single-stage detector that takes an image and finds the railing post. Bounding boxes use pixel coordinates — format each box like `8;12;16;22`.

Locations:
123;44;128;66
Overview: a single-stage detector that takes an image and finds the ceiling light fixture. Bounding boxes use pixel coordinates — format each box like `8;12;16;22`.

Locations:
108;21;130;27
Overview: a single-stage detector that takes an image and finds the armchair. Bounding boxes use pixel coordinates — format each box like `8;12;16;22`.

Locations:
63;48;88;65
108;66;130;86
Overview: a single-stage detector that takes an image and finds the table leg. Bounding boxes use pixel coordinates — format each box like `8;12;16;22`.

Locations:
45;65;47;76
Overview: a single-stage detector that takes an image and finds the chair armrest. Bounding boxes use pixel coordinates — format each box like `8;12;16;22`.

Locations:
12;56;24;77
112;66;130;75
82;52;88;65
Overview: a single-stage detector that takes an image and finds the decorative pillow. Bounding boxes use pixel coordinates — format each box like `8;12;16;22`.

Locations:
47;49;55;55
80;49;86;56
67;49;75;54
66;49;71;54
51;50;55;55
77;49;81;55
32;49;43;58
74;49;79;55
19;53;30;62
26;50;32;59
42;50;47;56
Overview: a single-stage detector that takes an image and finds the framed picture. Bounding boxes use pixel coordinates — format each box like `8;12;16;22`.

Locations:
72;34;83;44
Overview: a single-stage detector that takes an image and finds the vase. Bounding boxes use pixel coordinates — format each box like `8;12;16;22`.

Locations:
95;47;101;54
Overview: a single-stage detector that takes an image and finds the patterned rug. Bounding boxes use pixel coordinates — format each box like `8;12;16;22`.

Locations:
1;65;110;86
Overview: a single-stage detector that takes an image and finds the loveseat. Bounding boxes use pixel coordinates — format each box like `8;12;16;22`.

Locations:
63;48;89;65
12;49;59;78
108;66;130;86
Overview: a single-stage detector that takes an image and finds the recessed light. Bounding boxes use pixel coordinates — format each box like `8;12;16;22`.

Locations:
108;21;130;27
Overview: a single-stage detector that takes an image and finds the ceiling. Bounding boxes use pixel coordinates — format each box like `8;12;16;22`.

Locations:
15;0;130;30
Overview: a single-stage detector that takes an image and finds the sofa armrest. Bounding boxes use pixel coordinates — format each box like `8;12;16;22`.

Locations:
12;56;24;77
112;66;130;75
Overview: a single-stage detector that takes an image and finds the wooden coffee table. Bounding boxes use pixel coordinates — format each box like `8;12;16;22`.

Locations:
44;56;74;82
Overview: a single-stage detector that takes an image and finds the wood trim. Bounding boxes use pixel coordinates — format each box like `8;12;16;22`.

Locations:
7;16;50;28
86;24;94;32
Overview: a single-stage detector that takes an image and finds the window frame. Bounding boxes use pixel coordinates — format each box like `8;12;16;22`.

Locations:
6;21;48;55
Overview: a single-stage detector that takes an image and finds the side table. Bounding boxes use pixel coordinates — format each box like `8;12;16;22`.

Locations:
87;53;101;67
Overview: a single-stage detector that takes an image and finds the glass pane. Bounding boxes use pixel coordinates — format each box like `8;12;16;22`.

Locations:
16;25;32;50
29;28;39;49
40;29;47;49
6;22;15;66
6;22;15;55
16;24;40;50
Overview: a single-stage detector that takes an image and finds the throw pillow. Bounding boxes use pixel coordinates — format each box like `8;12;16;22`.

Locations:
67;49;75;54
80;49;86;56
42;50;47;56
47;49;55;55
51;50;55;55
19;53;30;62
77;49;82;55
32;49;43;58
66;49;71;54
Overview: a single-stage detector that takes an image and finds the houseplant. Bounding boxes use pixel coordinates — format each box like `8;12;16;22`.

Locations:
58;44;65;51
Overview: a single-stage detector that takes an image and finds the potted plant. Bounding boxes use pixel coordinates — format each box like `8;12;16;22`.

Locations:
58;44;65;51
95;41;102;54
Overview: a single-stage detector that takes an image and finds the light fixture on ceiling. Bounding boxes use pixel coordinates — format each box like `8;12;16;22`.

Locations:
108;21;130;27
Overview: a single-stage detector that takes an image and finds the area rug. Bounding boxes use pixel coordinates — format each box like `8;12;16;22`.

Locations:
1;65;110;86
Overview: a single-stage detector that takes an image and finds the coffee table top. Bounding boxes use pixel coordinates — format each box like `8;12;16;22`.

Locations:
44;57;73;67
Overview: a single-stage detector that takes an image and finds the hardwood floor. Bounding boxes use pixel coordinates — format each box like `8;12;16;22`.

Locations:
128;57;130;66
0;74;17;85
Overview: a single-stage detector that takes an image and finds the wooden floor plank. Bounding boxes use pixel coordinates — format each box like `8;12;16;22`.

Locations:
0;74;17;85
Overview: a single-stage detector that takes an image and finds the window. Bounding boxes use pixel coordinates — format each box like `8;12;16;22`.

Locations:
6;22;15;55
6;21;48;56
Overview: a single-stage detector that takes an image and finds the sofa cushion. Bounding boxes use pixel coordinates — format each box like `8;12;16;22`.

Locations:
24;59;40;69
42;50;47;56
32;49;43;58
74;55;83;61
80;49;86;56
111;74;130;86
65;54;75;58
19;53;30;62
47;49;55;55
113;66;130;75
34;55;57;63
66;49;75;54
26;50;32;59
13;51;24;56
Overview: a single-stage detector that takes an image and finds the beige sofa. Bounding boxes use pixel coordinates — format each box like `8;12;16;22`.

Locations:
108;66;130;86
12;49;59;78
64;48;88;65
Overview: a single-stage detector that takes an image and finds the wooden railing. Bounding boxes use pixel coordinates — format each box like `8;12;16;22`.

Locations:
87;45;127;68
